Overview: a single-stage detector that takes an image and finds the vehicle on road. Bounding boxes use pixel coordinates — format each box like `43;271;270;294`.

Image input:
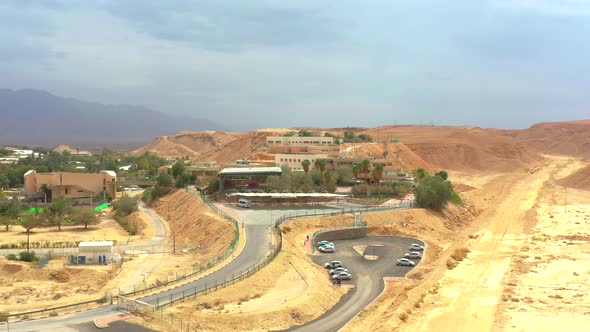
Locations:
332;271;352;280
397;258;416;266
319;245;335;253
404;251;422;259
236;198;251;208
324;260;343;269
408;243;425;251
317;241;334;248
329;267;349;275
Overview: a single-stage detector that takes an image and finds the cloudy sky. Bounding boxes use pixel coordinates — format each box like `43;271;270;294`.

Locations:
1;0;589;130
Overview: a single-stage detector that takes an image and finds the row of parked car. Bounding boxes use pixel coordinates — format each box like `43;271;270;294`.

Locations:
396;243;424;266
324;260;352;281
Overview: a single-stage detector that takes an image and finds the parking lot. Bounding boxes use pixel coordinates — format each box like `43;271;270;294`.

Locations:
287;236;424;331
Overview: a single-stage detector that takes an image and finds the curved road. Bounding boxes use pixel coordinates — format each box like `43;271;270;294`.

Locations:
5;205;413;332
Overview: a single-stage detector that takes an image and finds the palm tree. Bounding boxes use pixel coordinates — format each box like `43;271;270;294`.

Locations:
360;159;371;179
372;163;384;184
302;160;311;175
314;159;327;179
352;164;361;179
323;170;334;185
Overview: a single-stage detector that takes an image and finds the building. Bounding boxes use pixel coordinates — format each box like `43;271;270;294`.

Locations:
185;162;221;183
274;154;329;171
76;241;113;264
266;136;334;146
217;167;282;192
268;145;340;157
24;170;117;203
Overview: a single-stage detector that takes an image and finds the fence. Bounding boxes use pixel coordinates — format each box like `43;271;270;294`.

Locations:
144;198;415;331
0;297;106;322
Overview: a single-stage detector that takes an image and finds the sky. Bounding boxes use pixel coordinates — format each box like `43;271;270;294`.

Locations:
1;0;589;130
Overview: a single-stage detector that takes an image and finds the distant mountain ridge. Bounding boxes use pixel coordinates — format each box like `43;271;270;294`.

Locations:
0;89;222;146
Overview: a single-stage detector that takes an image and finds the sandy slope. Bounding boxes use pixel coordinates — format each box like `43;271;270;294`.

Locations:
397;156;580;332
557;163;590;191
509;120;590;158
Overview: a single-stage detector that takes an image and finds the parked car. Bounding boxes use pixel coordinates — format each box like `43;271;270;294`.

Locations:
319;246;335;253
408;243;425;251
404;252;423;259
317;241;334;248
329;267;349;275
324;260;343;269
397;258;416;266
332;271;352;280
236;198;251;208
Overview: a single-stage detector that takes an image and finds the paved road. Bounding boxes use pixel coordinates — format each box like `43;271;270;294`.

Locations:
4;204;276;332
283;236;424;332
0;202;167;256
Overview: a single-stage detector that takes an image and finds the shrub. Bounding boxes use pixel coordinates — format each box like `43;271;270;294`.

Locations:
451;247;470;262
416;176;453;210
0;312;7;322
19;251;39;262
112;196;138;217
399;312;408;322
49;311;58;317
6;253;17;260
451;191;462;204
446;258;458;269
114;215;137;235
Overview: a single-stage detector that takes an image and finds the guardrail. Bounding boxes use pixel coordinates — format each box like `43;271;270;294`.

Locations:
0;297;106;322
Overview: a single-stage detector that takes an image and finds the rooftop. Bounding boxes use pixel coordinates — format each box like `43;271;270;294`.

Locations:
218;167;282;175
79;241;114;247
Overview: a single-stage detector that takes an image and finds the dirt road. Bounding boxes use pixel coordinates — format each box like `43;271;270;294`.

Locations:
406;158;568;332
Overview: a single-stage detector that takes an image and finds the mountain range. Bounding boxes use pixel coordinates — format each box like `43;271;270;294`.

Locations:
0;89;221;149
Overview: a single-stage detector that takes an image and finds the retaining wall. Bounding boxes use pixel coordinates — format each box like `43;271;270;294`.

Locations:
313;227;368;248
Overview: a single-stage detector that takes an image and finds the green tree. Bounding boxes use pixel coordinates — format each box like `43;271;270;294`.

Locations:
112;195;138;217
171;160;185;179
435;170;448;181
3;196;21;231
372;163;384;184
72;207;98;229
157;172;174;187
20;211;41;233
352;164;361;179
301;160;311;175
0;174;9;189
415;168;430;182
416;176;453;211
314;159;327;180
46;196;72;231
360;159;370;175
297;129;313;137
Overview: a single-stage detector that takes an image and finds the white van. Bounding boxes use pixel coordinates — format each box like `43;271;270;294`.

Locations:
237;198;251;208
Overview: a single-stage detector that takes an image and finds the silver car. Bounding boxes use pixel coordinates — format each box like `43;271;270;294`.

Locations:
332;271;352;280
409;243;425;251
329;267;349;275
397;258;416;266
404;252;422;259
324;260;343;269
319;245;335;253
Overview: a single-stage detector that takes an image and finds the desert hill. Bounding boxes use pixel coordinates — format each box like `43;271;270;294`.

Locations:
507;120;590;158
359;126;544;172
343;142;436;171
131;130;274;164
557;164;590;191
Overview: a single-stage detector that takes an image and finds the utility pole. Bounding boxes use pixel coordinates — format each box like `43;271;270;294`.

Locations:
564;187;568;214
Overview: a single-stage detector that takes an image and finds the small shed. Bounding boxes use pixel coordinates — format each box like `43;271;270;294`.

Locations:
77;241;113;264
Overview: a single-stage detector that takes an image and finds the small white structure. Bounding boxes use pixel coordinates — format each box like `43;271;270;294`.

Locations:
77;241;113;264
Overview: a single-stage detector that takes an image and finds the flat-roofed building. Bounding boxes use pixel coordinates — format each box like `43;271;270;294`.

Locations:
266;136;334;146
268;145;340;157
77;241;113;264
217;167;282;192
274;154;329;171
24;170;116;203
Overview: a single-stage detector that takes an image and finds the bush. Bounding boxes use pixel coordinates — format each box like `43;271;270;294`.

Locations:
451;191;462;204
416;176;453;210
6;253;17;260
112;196;138;217
0;312;7;323
19;251;39;262
399;312;408;322
446;258;458;269
115;215;137;235
450;247;470;262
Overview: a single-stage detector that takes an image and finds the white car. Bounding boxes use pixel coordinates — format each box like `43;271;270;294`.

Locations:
318;246;335;253
408;243;425;251
404;252;422;259
317;241;334;248
329;267;349;275
397;258;416;266
324;260;343;269
331;272;352;280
